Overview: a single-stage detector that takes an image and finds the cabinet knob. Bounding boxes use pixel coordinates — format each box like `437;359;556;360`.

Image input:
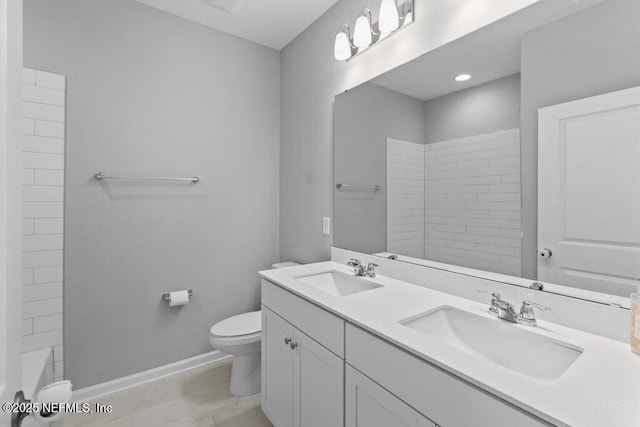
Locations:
284;337;291;345
290;341;298;350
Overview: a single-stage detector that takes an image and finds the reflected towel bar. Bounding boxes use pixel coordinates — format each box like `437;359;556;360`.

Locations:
94;172;200;183
336;183;382;191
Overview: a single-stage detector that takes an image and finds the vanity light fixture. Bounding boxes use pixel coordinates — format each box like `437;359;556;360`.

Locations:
334;0;414;61
353;8;377;48
334;24;356;61
455;73;472;82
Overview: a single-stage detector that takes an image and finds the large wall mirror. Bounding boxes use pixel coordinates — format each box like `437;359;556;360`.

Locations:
334;0;640;307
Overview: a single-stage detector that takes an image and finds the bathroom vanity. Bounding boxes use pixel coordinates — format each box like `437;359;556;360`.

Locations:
260;261;640;427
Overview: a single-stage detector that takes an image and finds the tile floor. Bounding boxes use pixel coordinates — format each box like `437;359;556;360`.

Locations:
54;359;272;427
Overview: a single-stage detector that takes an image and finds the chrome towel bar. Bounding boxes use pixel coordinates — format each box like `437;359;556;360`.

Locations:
94;172;200;183
336;183;382;191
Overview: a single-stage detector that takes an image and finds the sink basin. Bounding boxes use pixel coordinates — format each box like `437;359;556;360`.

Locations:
295;271;383;297
400;306;583;379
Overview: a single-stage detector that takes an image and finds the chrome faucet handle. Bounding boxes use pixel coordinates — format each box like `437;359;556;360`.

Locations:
365;262;379;277
477;289;501;299
347;258;362;267
518;300;551;326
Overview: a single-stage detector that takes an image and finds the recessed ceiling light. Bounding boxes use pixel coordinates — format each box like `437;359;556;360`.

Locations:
455;74;472;82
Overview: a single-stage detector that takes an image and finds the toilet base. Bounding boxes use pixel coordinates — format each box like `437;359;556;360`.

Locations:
230;352;261;396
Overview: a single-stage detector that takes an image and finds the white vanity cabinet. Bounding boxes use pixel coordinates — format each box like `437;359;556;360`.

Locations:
261;280;345;427
346;365;437;427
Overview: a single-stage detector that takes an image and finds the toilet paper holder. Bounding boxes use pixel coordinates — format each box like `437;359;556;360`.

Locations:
162;289;193;303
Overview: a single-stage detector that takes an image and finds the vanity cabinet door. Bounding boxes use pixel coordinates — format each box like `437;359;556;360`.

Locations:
346;365;436;427
262;307;295;427
294;328;344;427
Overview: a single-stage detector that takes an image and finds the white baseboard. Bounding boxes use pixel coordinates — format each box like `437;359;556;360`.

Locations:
72;351;231;403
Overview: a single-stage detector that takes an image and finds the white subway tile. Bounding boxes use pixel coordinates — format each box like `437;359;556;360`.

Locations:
35;70;66;90
34;218;64;235
22;169;35;185
23;152;64;170
34;266;63;284
35;120;64;138
22;102;65;122
54;344;63;362
22;85;65;106
23;234;63;252
23;250;63;268
23;135;64;154
22;219;34;235
22;319;33;336
22;268;34;285
34;169;64;186
23;68;36;85
22;118;35;135
23;202;63;219
33;313;63;333
23;282;63;302
23;186;64;202
22;298;62;319
22;329;63;352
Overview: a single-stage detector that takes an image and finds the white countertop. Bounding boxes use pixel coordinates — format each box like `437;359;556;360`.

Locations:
260;261;640;427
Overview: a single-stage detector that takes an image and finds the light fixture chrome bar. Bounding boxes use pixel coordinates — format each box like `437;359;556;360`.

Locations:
336;183;382;191
94;171;200;183
337;0;414;62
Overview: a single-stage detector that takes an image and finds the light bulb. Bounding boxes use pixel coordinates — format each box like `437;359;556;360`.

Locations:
455;74;472;82
353;14;372;48
379;0;399;33
334;30;352;61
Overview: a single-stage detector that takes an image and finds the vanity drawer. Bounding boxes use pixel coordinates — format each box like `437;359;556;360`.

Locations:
346;324;552;427
262;279;345;357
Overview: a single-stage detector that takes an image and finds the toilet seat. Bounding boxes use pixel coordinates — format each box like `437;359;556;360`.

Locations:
209;310;261;347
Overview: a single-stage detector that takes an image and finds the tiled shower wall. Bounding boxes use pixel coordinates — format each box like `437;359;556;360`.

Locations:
386;138;425;259
21;68;65;381
387;130;522;276
424;129;522;276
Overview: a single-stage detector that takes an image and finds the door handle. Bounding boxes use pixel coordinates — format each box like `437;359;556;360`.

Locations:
538;248;552;259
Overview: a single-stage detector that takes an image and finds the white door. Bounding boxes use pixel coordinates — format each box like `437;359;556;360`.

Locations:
261;307;295;427
538;86;640;297
294;329;343;427
0;0;24;425
345;365;436;427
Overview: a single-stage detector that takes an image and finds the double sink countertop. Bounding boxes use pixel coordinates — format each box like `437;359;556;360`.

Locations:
260;261;640;427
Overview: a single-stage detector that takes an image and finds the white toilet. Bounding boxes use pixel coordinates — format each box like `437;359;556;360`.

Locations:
209;261;299;396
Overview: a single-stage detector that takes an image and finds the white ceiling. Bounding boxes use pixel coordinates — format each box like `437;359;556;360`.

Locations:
372;0;605;101
133;0;340;50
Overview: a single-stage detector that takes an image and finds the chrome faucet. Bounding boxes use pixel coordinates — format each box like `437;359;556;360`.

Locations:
347;259;378;277
478;290;550;326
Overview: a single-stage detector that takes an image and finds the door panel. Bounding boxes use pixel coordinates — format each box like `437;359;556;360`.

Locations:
262;307;295;427
294;328;344;427
538;86;640;296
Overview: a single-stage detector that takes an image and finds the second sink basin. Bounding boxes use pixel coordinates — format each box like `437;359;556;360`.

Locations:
400;306;583;379
295;270;383;297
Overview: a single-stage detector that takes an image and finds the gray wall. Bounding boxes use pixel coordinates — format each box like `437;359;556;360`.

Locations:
279;0;541;264
424;74;521;144
334;83;424;254
520;0;640;279
24;0;280;388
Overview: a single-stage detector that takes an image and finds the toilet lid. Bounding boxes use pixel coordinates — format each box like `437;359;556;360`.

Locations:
210;310;261;337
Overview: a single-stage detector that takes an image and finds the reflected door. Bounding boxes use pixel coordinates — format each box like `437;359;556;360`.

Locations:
538;86;640;296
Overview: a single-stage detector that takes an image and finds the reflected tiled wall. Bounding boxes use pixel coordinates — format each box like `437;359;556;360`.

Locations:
424;129;522;276
386;138;425;259
21;68;65;381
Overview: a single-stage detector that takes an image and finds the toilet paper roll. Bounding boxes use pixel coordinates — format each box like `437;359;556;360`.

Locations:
169;290;190;307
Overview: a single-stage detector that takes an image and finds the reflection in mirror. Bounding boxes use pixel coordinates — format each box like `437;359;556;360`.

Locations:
334;0;640;303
